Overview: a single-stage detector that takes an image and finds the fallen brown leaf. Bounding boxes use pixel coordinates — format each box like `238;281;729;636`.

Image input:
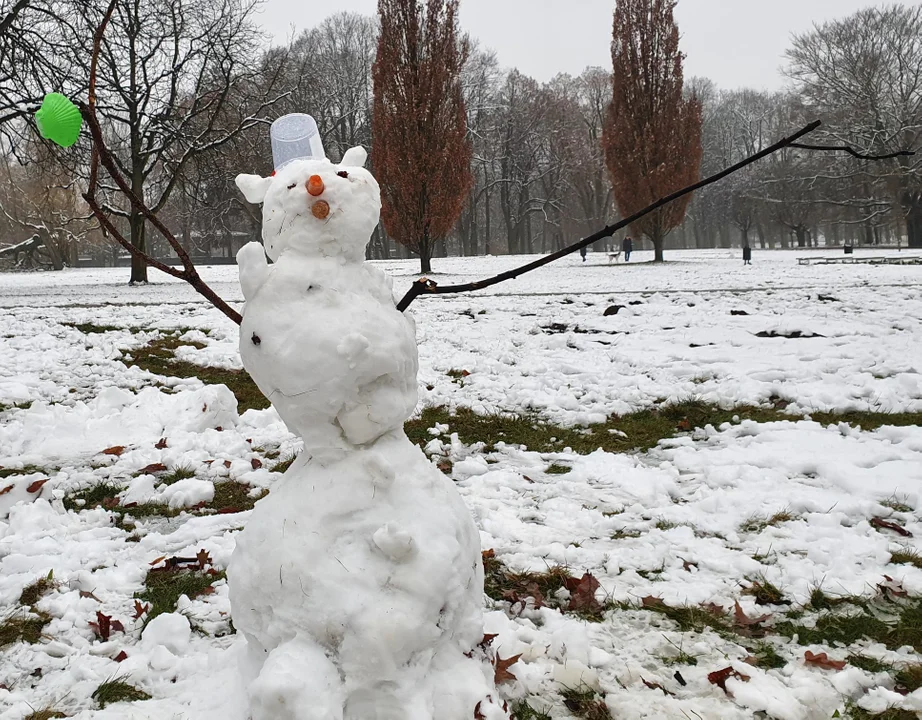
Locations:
682;559;699;572
478;633;498;650
224;460;232;469
494;654;521;684
250;458;262;470
804;650;846;671
26;479;48;494
641;595;667;609
133;600;150;619
90;611;112;641
139;463;167;474
149;556;166;567
0;484;14;496
708;666;749;695
79;590;100;601
734;600;771;627
566;572;602;614
641;677;672;695
102;446;125;456
114;650;128;662
196;549;212;569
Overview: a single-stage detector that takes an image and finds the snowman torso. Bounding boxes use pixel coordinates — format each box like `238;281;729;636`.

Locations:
239;254;418;451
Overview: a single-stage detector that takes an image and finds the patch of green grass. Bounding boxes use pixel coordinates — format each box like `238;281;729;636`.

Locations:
744;577;790;606
136;568;225;625
206;481;267;513
740;510;797;534
611;528;643;540
895;664;922;693
270;454;298;474
24;710;68;720
0;400;32;413
19;575;54;606
0;610;51;647
810;410;922;432
62;482;125;511
775;598;922;654
63;322;123;334
159;465;196;485
126;334;269;414
660;638;699;666
880;496;914;513
91;680;150;708
63;482;180;524
748;642;786;669
560;685;611;720
482;552;609;621
848;655;891;674
775;610;889;648
652;604;732;636
510;700;552;720
0;463;48;479
546;463;572;475
404;405;922;460
842;702;918;719
890;547;922;570
404;402;790;456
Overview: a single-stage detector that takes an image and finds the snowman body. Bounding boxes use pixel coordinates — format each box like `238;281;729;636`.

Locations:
228;148;507;720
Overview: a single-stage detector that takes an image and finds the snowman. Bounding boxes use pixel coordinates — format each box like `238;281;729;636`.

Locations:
227;115;509;720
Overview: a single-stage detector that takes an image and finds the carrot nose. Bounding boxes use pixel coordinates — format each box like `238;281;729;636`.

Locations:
307;175;324;196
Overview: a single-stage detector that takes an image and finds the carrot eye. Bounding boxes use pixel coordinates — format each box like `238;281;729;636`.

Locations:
337;171;349;179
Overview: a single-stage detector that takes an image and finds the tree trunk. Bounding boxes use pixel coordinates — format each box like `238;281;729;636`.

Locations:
795;226;807;248
907;197;922;248
419;229;432;273
652;231;664;262
129;212;148;283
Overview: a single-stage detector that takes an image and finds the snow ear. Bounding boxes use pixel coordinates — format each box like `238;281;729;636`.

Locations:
235;174;272;205
341;146;367;168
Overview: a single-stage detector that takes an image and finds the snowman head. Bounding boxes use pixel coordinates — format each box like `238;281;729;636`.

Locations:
235;146;380;263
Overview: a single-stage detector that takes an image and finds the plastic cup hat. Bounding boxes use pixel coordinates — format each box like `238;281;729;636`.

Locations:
35;93;83;148
270;114;325;171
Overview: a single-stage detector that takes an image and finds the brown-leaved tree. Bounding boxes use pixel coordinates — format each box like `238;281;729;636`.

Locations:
603;0;702;262
372;0;472;273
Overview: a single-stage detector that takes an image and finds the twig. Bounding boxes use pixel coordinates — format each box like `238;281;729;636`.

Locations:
397;120;823;311
789;142;914;161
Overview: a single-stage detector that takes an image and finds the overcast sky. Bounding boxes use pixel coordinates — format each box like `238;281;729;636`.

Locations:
257;0;876;90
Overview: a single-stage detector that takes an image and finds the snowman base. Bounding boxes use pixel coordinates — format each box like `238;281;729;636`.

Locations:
229;432;507;720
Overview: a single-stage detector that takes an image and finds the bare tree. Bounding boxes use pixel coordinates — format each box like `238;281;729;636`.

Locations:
786;4;922;247
1;0;291;283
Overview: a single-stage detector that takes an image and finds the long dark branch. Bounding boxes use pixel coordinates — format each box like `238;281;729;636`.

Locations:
789;142;915;161
397;120;824;312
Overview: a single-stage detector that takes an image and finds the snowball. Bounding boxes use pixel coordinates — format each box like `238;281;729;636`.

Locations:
155;479;214;509
141;612;191;655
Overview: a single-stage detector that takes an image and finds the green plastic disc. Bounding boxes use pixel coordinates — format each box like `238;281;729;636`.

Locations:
35;93;83;148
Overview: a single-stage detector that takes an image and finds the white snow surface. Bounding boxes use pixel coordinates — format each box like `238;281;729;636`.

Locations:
0;248;921;718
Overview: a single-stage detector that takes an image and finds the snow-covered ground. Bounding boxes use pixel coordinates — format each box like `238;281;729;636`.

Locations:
1;248;922;719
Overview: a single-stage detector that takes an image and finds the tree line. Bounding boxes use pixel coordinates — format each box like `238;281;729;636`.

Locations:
0;0;919;277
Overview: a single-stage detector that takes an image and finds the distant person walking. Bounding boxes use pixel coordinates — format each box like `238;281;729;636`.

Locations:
623;236;633;262
743;245;752;265
580;245;587;262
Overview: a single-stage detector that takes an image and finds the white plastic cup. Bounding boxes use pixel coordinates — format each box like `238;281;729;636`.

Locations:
270;113;326;170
